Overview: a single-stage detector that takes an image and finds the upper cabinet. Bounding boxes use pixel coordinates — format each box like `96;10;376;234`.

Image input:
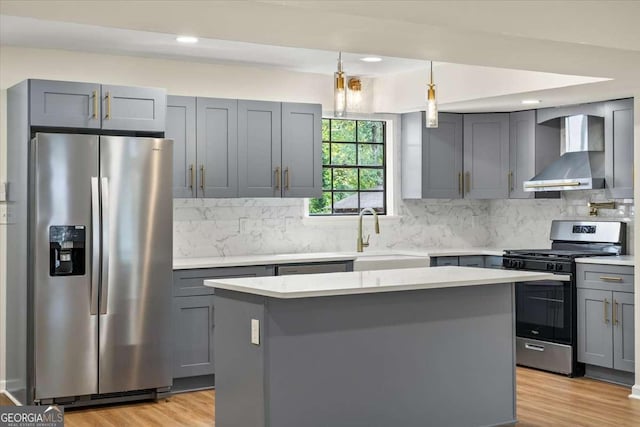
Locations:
167;96;321;199
463;113;510;199
401;112;463;199
29;79;166;132
281;103;322;198
605;98;634;199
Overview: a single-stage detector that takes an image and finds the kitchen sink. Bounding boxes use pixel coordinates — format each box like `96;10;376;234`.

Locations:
353;253;430;271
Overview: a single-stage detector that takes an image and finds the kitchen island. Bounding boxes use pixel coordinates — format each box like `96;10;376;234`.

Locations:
205;267;554;427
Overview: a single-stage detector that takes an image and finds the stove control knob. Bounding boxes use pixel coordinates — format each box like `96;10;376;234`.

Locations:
518;260;525;269
546;263;555;271
555;264;564;272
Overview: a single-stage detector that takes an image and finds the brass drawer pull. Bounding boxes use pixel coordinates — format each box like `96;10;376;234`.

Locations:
465;172;470;195
613;300;619;326
603;298;609;324
189;164;194;190
508;171;514;192
284;167;290;191
599;276;623;282
200;165;205;191
92;90;98;119
275;167;281;191
105;92;112;119
458;172;462;195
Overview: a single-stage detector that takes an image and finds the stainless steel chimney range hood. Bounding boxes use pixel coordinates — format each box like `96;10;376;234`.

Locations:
524;114;605;192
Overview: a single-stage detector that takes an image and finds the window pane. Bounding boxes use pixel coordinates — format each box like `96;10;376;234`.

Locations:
309;192;332;215
331;120;356;142
333;192;358;214
359;169;384;190
333;168;358;190
322;119;330;141
322;168;331;190
322;143;330;164
330;143;356;165
357;121;384;143
358;144;384;166
360;192;384;212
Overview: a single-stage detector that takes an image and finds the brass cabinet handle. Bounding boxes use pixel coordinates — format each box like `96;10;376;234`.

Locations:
189;164;194;190
284;167;290;191
508;171;514;192
458;172;463;195
604;298;609;324
613;300;619;326
275;166;281;191
92;90;98;119
600;276;623;282
105;92;112;119
200;165;205;191
465;172;471;195
524;181;582;189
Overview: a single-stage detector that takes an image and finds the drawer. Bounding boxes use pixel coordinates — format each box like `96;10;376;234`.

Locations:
173;265;275;296
576;264;634;293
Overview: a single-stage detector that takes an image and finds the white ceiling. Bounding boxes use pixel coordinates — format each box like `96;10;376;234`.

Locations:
0;0;638;111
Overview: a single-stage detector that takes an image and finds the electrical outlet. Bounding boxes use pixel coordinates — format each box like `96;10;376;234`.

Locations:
0;204;8;225
251;319;260;345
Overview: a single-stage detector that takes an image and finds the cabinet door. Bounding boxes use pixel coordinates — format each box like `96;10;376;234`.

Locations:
577;289;613;368
509;110;535;199
238;101;282;197
29;79;101;128
281;103;322;198
605;99;634;199
196;98;239;198
173;295;215;378
167;96;197;198
463;114;509;199
101;84;166;132
422;113;464;199
459;256;485;267
613;291;635;372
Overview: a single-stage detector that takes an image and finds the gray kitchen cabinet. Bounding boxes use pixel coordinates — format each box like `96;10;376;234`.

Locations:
577;288;613;368
612;291;635;372
100;84;166;132
281;102;322;198
197;98;239;198
238;101;282;197
577;264;635;374
463;113;510;199
401;112;464;199
485;256;504;269
173;295;216;379
173;265;275;297
605;98;634;199
29;79;102;129
276;261;353;275
459;255;485;267
29;79;166;132
167;96;197;198
432;256;459;267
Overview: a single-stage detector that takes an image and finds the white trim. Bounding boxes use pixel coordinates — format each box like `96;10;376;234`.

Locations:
2;389;22;406
630;385;640;400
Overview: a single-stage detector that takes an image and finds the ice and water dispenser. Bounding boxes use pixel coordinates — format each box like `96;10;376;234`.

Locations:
49;225;86;276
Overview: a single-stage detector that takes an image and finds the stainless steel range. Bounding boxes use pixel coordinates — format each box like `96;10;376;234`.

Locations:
503;220;626;377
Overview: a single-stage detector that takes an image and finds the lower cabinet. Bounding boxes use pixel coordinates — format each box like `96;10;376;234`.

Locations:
173;295;216;379
576;263;635;379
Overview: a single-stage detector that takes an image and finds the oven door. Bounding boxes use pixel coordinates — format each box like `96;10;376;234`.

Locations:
515;275;573;345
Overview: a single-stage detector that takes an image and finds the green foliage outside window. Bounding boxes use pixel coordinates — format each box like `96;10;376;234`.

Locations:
309;119;386;215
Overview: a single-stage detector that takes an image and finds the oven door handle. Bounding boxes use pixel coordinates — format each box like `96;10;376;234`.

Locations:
551;274;572;282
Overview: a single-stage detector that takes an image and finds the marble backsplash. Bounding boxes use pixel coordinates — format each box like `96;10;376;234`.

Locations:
173;190;634;258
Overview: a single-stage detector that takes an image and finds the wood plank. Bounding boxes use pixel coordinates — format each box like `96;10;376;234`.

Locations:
3;368;640;425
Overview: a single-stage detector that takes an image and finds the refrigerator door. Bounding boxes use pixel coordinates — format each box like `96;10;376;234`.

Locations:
98;136;173;393
33;133;99;399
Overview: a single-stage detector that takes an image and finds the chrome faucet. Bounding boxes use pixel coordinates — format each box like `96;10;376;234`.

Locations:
357;207;380;252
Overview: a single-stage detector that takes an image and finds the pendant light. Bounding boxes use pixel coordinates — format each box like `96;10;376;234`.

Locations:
334;52;346;117
425;61;438;128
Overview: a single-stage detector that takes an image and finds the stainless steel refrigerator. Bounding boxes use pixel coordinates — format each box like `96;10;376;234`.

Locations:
31;132;173;403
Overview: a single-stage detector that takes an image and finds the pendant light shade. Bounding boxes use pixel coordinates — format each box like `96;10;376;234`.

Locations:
425;61;438;128
334;52;346;117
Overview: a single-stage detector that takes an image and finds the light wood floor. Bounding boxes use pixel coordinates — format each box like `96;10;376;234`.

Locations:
3;368;640;426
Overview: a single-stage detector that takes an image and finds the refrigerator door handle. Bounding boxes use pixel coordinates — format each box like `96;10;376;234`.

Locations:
100;177;110;315
90;177;100;315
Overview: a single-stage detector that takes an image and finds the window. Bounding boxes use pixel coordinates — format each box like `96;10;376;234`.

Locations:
309;119;386;215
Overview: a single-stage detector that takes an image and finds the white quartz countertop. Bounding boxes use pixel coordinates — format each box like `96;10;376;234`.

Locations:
173;248;505;269
204;266;554;299
575;256;635;266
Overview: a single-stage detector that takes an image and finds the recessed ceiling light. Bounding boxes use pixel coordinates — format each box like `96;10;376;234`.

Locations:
176;35;199;44
521;99;541;105
360;57;382;63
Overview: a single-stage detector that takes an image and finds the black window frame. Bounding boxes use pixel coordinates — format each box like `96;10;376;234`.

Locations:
309;118;387;216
